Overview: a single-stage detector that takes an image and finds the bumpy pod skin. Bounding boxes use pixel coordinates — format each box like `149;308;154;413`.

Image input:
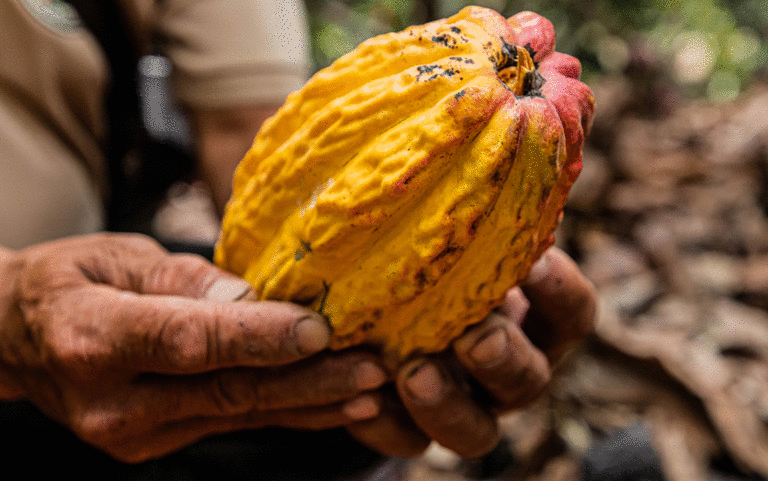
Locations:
215;7;595;360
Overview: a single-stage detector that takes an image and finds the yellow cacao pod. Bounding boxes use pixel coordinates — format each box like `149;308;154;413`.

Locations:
215;7;595;360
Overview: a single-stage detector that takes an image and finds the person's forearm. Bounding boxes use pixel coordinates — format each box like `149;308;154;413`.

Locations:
0;246;25;400
186;105;279;217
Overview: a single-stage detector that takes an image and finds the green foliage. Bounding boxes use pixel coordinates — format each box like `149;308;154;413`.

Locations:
306;0;767;101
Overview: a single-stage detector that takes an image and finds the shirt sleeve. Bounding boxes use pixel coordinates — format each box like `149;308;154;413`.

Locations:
157;0;312;108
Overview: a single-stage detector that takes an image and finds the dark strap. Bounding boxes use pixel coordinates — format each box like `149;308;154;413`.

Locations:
66;0;143;229
67;0;194;233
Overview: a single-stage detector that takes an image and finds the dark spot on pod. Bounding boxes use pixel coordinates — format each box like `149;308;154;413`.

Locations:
431;33;457;48
450;26;461;34
417;64;459;82
360;321;375;332
294;240;312;261
454;89;467;100
431;34;449;45
417;64;439;74
490;169;504;188
470;216;482;233
416;269;429;290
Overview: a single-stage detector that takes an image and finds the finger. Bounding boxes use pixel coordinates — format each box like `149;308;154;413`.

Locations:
97;399;380;464
136;251;254;302
346;386;431;458
453;311;551;411
88;286;330;373
520;247;597;363
492;286;529;322
109;352;387;427
396;358;499;459
72;233;255;301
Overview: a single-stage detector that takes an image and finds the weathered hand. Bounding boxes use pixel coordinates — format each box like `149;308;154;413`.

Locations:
0;234;386;462
348;247;597;458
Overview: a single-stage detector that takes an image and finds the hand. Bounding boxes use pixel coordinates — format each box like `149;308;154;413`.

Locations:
0;234;387;462
347;247;597;458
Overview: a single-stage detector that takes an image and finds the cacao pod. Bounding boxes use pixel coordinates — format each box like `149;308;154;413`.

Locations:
215;7;595;361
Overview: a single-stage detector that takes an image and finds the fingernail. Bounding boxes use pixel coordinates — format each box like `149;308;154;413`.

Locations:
205;277;253;302
343;394;380;421
353;361;387;391
526;253;549;284
405;362;443;404
470;327;510;367
294;316;331;354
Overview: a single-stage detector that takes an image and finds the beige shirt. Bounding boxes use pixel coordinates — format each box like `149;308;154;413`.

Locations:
0;0;310;249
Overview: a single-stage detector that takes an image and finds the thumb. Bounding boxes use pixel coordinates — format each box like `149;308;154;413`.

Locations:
95;289;331;373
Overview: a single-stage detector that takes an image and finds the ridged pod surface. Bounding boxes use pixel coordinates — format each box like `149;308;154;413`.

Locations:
215;7;595;360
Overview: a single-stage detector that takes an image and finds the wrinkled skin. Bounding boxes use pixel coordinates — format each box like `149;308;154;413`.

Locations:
0;234;384;462
0;234;595;462
350;246;597;458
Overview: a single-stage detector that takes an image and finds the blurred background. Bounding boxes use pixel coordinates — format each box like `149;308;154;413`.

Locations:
153;1;768;479
306;0;767;102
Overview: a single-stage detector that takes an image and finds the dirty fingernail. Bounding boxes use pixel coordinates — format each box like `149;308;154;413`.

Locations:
205;278;253;302
294;316;331;354
405;362;443;404
343;394;380;420
353;361;387;391
470;327;510;367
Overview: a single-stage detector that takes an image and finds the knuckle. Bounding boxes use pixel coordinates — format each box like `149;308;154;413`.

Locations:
45;330;110;378
208;372;255;415
158;313;211;370
71;408;129;448
144;252;212;296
